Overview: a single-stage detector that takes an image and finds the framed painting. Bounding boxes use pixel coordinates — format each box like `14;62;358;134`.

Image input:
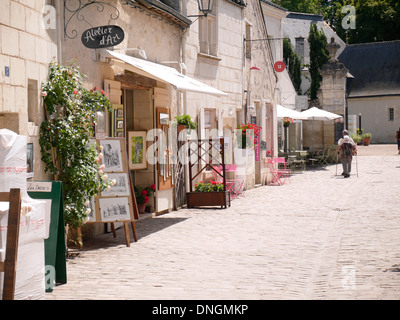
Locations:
128;131;147;170
99;139;124;172
100;173;130;197
98;197;131;222
111;104;124;137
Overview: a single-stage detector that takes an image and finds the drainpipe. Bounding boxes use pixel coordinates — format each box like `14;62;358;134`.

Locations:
55;0;63;64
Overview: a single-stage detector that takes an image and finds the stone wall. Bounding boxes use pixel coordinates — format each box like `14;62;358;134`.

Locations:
0;0;58;180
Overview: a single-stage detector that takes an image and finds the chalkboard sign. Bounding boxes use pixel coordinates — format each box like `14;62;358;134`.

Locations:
27;181;67;292
81;25;124;49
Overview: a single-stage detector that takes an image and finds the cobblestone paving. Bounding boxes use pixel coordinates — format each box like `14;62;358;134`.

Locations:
47;145;400;300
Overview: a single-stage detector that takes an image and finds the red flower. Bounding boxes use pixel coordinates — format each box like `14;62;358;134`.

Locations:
141;190;147;196
73;90;78;94
144;196;149;203
150;184;156;191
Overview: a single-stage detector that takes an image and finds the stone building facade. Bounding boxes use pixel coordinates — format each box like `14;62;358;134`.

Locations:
0;0;59;180
1;0;280;226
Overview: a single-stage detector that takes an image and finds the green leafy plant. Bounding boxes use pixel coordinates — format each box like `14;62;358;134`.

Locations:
194;180;224;192
175;114;197;130
351;134;362;144
40;62;113;229
283;38;302;94
362;132;372;139
308;23;329;101
134;184;156;205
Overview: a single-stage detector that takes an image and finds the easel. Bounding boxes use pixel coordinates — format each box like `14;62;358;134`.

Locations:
110;221;137;247
0;189;22;300
109;169;139;246
88;138;138;247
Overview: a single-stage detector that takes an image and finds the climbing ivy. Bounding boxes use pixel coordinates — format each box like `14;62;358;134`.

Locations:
40;62;113;229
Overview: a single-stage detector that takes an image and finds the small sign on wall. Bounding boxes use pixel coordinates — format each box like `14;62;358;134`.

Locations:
81;25;124;49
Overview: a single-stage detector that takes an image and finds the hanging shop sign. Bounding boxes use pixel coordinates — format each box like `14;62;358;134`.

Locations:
81;25;124;49
274;61;286;73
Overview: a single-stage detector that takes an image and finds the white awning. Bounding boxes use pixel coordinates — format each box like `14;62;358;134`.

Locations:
106;50;228;97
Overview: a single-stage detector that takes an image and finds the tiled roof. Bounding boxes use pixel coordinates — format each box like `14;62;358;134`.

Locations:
338;41;400;98
260;0;287;12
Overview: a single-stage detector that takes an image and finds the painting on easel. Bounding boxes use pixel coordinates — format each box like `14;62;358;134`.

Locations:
100;139;123;172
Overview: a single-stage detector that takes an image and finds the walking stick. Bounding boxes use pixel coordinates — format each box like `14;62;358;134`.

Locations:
336;152;338;176
356;152;358;177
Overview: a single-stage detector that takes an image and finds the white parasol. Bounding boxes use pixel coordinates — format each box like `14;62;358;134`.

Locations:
300;107;343;151
277;104;307;120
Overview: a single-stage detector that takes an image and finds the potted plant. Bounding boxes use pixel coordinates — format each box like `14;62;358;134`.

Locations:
351;134;362;145
186;180;230;208
362;133;372;146
236;123;261;149
134;184;156;214
175;114;197;133
283;117;293;127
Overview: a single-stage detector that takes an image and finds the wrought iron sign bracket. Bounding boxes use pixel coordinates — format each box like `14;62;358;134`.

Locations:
64;0;121;40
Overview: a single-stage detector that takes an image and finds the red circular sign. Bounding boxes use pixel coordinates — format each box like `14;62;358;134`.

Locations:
274;61;286;73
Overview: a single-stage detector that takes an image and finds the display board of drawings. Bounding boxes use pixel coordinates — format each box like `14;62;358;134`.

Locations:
86;138;138;224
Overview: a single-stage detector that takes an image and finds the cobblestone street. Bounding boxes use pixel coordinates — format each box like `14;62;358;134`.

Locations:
46;145;400;300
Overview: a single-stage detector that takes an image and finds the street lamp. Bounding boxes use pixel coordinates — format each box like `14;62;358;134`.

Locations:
188;0;214;18
345;72;354;130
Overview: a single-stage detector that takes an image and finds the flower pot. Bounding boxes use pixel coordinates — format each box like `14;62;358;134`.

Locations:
186;191;230;209
177;124;187;133
363;137;370;146
137;203;146;214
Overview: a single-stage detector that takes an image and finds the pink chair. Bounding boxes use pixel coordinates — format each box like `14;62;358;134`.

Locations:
215;164;245;199
267;158;291;186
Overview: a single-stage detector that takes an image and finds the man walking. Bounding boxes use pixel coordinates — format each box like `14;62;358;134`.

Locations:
337;130;356;178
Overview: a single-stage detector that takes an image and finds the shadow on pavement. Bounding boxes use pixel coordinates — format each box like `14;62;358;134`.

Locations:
135;216;188;240
67;216;188;254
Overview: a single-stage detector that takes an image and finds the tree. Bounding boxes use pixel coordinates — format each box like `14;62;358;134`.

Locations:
272;0;320;14
308;23;330;101
283;38;302;94
273;0;400;44
334;0;400;44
